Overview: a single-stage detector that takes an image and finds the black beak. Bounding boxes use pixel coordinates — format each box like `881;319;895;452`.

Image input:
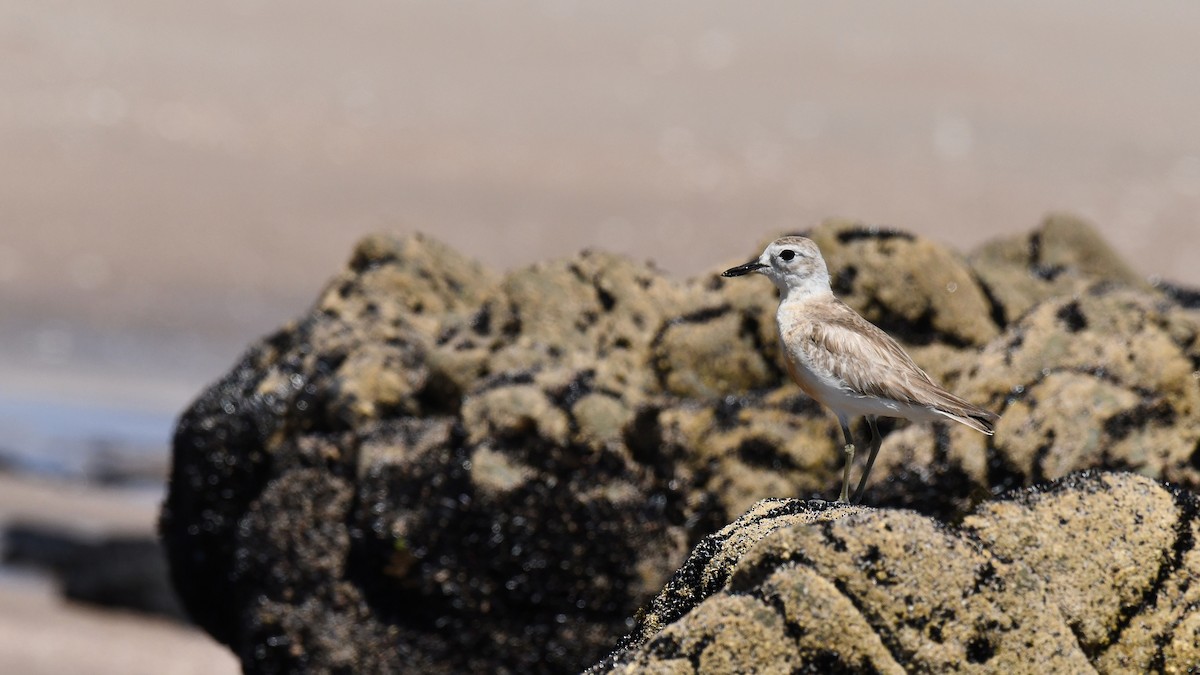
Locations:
721;261;767;277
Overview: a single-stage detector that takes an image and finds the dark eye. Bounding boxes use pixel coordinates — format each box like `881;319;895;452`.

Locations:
779;250;796;261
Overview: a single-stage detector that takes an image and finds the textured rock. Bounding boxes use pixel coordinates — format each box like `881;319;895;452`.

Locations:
808;219;1001;347
970;212;1151;323
650;305;779;400
963;473;1196;670
610;498;868;654
161;218;1200;673
594;472;1200;673
162;235;702;674
971;286;1200;489
858;283;1200;511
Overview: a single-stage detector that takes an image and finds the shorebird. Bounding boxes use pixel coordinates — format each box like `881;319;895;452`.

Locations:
722;236;997;504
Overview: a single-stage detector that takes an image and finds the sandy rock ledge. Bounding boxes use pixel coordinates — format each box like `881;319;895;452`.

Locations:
591;472;1200;673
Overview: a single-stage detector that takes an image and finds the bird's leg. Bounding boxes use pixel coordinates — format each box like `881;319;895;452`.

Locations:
838;418;855;503
852;416;882;505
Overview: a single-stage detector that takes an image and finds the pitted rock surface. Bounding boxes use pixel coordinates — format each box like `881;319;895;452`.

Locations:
969;212;1151;324
593;472;1200;673
161;218;1200;673
973;287;1200;488
963;473;1195;669
609;498;867;655
808;219;1001;347
859;284;1200;514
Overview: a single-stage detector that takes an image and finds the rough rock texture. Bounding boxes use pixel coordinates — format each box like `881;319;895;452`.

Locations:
611;498;868;654
593;472;1200;673
161;235;698;673
809;219;1001;348
863;283;1200;515
161;217;1200;672
969;212;1153;324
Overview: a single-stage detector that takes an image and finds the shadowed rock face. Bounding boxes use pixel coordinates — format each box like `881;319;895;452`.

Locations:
160;217;1200;672
591;472;1200;673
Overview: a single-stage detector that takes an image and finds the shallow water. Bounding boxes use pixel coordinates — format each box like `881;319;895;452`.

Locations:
0;395;174;485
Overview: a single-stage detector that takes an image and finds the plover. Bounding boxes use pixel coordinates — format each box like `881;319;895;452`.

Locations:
722;235;997;503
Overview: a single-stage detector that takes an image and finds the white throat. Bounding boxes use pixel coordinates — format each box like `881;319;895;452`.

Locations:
769;270;833;303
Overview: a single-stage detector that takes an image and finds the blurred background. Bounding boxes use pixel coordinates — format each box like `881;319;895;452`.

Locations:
2;1;1199;672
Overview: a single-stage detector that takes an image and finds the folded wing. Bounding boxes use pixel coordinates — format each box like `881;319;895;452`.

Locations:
801;301;998;434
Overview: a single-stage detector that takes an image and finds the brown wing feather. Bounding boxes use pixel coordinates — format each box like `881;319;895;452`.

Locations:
797;300;997;428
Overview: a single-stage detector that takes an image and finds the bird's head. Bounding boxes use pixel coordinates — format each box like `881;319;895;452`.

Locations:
721;236;831;298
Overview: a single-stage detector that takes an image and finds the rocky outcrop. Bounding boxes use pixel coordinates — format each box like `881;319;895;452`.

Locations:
810;219;1001;348
969;212;1153;324
161;235;710;673
592;472;1200;673
160;217;1200;672
863;282;1200;516
3;524;184;620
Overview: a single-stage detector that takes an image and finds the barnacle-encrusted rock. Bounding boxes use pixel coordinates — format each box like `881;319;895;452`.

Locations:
969;212;1151;323
593;472;1200;673
808;219;1001;347
972;287;1200;488
161;217;1200;673
858;283;1200;510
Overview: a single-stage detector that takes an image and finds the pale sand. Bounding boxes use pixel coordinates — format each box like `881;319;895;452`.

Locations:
0;474;158;536
0;474;239;672
0;577;239;675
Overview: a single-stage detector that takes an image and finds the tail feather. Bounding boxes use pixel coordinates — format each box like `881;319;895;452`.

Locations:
932;407;998;435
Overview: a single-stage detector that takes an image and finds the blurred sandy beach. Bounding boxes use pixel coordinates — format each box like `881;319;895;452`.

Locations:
2;0;1200;670
6;1;1200;393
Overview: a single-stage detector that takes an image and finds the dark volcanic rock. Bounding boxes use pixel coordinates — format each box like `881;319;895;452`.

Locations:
161;218;1200;673
3;524;185;620
592;472;1200;673
162;234;699;673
